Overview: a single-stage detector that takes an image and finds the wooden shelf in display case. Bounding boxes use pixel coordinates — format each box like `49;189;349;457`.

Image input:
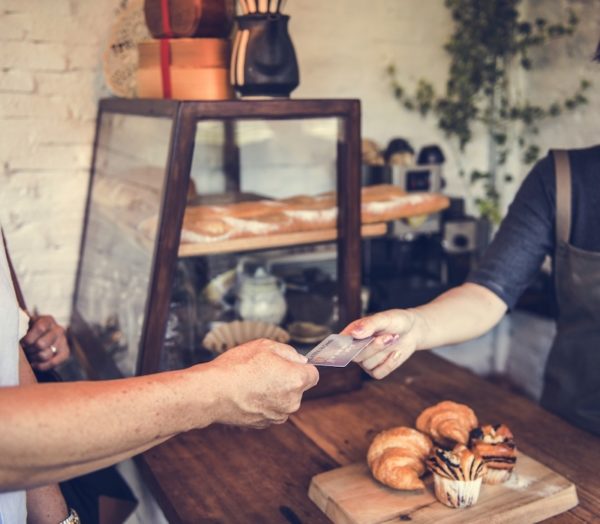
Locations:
178;222;387;257
72;98;366;397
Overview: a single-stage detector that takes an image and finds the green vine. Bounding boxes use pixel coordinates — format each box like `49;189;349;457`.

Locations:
388;0;590;223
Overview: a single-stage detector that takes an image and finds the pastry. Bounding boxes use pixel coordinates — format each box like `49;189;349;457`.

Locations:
469;424;517;484
416;400;478;448
177;184;450;243
367;427;432;490
281;194;333;206
183;216;230;236
281;194;337;230
223;213;295;236
181;202;294;242
219;200;286;219
362;192;450;223
426;444;486;508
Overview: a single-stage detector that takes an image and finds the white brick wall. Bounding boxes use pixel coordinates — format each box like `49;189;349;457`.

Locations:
0;0;598;323
0;0;121;322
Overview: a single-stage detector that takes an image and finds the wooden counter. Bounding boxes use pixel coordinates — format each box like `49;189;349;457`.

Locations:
136;352;600;523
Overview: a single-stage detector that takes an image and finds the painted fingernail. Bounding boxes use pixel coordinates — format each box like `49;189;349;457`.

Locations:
383;334;398;346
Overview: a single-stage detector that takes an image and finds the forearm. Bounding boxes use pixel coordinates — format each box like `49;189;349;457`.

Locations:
0;363;223;491
36;437;170;489
20;350;70;518
411;282;507;349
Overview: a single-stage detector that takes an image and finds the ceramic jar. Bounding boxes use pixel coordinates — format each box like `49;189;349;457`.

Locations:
236;267;287;324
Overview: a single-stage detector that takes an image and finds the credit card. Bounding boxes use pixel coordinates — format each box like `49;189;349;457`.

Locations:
305;334;374;367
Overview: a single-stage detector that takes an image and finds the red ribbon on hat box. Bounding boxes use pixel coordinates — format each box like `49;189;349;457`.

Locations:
159;0;173;98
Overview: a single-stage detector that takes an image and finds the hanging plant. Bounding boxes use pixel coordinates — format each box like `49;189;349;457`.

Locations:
388;0;590;223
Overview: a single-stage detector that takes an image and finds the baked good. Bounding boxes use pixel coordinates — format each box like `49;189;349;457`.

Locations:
362;191;450;223
222;213;295;236
426;444;486;508
367;427;433;490
416;400;478;448
469;424;517;484
217;200;286;219
181;201;295;242
177;184;450;243
281;194;337;230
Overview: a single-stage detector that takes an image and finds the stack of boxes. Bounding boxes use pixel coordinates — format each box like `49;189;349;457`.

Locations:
137;0;235;100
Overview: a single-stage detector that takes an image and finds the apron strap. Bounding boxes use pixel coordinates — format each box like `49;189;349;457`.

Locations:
1;228;28;312
553;149;572;245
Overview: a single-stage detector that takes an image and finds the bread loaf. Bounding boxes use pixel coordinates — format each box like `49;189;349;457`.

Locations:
362;192;450;224
177;184;450;243
281;193;337;230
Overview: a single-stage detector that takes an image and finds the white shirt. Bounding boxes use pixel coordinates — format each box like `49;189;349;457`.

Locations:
0;237;27;523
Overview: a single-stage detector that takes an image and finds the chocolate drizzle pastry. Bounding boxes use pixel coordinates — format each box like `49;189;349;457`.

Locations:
426;444;486;508
426;445;486;482
469;424;517;484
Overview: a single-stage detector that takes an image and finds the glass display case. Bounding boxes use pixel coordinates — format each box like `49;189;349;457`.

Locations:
70;97;375;396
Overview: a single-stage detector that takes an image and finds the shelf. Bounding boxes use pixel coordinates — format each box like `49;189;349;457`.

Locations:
178;222;388;257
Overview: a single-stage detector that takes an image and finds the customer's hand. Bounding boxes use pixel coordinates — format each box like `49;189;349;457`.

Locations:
342;309;422;380
207;339;319;429
21;315;70;371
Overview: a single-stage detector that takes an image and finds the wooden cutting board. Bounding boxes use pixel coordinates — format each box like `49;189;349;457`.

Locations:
309;452;578;524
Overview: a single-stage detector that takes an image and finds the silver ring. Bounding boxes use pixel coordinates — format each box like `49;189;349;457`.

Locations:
50;345;58;356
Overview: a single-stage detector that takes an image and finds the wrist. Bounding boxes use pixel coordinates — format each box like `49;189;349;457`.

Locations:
177;363;226;431
58;509;80;524
406;308;429;350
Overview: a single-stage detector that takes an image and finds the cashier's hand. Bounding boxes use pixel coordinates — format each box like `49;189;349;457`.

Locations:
342;309;421;380
209;339;319;429
21;315;70;371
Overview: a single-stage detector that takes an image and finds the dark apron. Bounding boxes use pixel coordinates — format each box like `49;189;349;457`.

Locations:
540;150;600;436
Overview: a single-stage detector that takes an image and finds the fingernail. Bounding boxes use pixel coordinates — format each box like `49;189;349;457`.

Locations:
382;335;396;346
352;324;366;335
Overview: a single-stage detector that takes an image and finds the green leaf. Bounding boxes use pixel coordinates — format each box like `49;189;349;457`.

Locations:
385;0;587;224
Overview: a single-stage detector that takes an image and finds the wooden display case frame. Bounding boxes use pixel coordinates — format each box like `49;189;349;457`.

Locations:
71;97;366;397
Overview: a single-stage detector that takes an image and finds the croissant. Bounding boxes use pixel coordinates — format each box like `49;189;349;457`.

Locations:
416;400;478;448
367;427;432;490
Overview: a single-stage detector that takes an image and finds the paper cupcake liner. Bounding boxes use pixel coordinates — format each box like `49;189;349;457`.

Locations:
433;475;482;508
202;320;289;354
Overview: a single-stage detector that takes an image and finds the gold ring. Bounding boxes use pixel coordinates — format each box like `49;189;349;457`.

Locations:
50;345;58;356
